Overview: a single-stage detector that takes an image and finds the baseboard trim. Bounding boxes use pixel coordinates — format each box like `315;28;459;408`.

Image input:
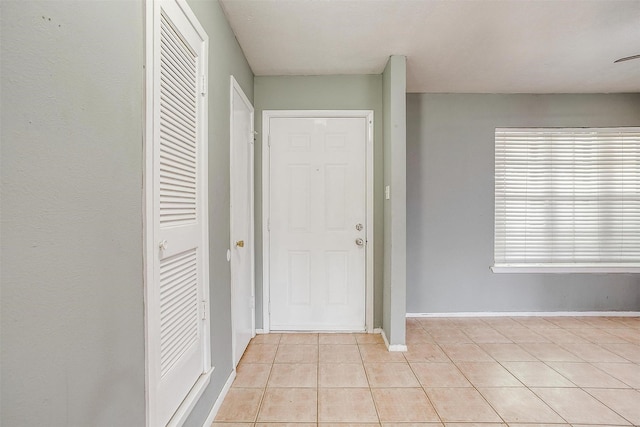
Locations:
255;328;265;334
202;369;236;427
407;311;640;318
378;328;408;352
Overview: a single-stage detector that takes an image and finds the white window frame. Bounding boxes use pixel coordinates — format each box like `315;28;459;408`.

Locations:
491;127;640;273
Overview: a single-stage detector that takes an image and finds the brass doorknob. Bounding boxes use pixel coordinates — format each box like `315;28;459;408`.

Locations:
235;240;244;248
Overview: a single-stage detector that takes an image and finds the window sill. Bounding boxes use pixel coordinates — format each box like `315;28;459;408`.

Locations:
491;264;640;273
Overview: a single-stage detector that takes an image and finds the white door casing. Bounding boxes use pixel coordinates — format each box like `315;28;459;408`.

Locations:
262;111;374;332
230;76;255;367
144;1;211;426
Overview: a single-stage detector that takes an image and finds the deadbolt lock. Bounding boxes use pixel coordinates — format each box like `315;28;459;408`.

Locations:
236;240;245;248
355;223;364;231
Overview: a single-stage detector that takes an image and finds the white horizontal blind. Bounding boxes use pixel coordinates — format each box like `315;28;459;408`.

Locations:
495;127;640;267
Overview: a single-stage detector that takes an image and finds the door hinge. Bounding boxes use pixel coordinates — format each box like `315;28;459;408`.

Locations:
267;218;270;231
201;300;207;320
249;131;256;144
268;134;271;147
200;75;207;96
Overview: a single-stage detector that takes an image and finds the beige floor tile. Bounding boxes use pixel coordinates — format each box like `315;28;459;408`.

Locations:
251;333;282;344
483;317;522;329
501;362;575;387
455;362;522;387
214;388;263;422
612;317;640;328
257;388;317;422
520;343;582;362
256;424;316;427
211;423;253;427
407;328;435;344
319;333;357;344
540;328;588;344
478;387;564;423
586;388;640;425
240;343;278;364
410;362;472;387
507;424;568;427
514;317;557;329
602;343;640;363
593;362;640;388
365;362;420;387
571;327;629;343
372;388;439;422
546;362;628;388
321;424;381;427
429;328;472;344
279;333;318;344
424;387;501;423
443;424;506;427
500;328;550;344
531;387;630;425
384;424;443;427
418;318;456;330
447;318;489;328
462;327;511;344
267;363;317;388
560;342;628;362
604;328;640;344
440;343;493;362
546;317;590;329
579;317;627;329
480;343;537;362
274;344;318;363
318;363;369;388
359;344;406;363
319;344;362;363
318;388;378;422
403;343;449;363
233;363;272;388
356;333;385;344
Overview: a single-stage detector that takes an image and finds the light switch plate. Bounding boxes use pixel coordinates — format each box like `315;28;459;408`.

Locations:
385;185;390;200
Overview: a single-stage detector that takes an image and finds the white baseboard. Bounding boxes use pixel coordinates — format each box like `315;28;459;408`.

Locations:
202;369;236;427
407;311;640;318
255;328;265;334
379;328;408;352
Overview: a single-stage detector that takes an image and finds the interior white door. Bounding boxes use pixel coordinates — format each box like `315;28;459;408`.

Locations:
149;1;209;425
269;117;367;331
230;78;255;366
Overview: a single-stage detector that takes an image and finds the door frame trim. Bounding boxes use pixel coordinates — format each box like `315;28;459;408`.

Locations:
144;1;211;425
229;76;256;367
262;110;375;333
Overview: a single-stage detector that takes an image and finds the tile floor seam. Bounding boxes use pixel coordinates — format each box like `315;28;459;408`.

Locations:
405;355;445;425
357;340;381;424
581;387;639;426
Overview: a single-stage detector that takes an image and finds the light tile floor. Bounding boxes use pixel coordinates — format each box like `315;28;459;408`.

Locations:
213;316;640;426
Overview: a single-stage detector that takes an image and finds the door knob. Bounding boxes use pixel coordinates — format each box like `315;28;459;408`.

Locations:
159;240;168;251
235;240;245;248
355;238;364;246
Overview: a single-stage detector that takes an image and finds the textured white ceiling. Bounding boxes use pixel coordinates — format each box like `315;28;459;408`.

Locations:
220;0;640;93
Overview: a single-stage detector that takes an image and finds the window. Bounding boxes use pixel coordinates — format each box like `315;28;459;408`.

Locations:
493;127;640;273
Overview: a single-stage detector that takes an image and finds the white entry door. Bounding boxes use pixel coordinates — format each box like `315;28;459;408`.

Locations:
268;116;368;331
230;77;255;366
146;1;210;426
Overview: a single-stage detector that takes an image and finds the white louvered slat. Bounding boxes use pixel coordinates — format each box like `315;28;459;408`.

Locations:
159;248;199;377
495;128;640;267
159;11;197;227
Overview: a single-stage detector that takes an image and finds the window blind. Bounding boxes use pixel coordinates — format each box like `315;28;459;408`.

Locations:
494;127;640;269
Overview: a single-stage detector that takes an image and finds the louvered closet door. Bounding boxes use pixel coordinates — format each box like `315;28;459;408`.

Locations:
152;1;209;425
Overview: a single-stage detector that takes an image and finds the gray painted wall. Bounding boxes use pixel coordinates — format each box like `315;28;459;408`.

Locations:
253;75;384;328
1;1;145;425
382;56;407;345
183;1;254;425
406;93;640;313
